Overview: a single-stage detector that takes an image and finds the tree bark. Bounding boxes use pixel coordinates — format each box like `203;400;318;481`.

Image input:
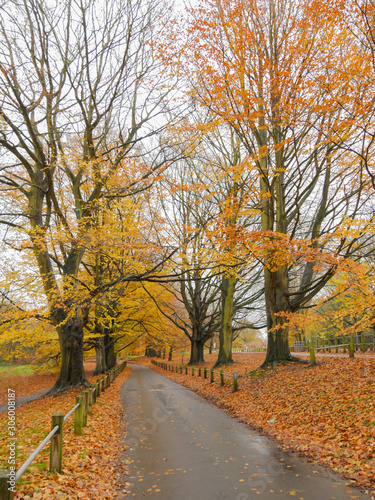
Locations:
49;317;91;393
188;335;205;364
214;276;236;367
104;331;116;369
261;266;296;367
94;337;107;375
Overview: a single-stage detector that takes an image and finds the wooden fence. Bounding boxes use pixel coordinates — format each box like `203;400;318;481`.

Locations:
151;359;239;392
0;361;127;500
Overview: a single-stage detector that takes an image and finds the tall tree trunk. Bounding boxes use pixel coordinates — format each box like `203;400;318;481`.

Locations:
214;276;236;367
258;133;295;366
94;337;107;375
31;228;90;392
261;265;294;367
188;330;205;364
49;317;91;393
104;331;116;369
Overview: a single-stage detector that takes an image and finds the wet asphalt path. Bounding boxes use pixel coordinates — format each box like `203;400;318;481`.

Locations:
121;365;370;500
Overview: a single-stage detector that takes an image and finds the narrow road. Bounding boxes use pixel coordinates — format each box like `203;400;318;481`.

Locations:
121;365;370;500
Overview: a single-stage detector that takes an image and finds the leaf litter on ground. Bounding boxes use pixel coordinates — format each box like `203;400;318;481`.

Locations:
0;364;132;499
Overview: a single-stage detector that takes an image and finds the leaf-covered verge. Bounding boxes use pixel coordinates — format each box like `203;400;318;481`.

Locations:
145;353;375;496
0;365;132;499
0;373;57;406
0;360;99;405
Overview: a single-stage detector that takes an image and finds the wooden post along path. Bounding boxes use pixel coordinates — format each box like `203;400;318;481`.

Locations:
50;413;64;473
74;395;83;435
0;469;14;500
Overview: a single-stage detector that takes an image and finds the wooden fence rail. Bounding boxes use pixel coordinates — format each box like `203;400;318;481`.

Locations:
0;361;127;500
151;359;239;393
232;334;375;355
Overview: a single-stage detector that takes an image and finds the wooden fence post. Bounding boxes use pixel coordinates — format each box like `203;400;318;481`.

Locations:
204;367;207;379
233;372;238;392
0;469;14;500
82;391;89;427
101;377;105;392
87;388;94;414
220;370;224;387
92;383;97;404
50;413;64;473
198;367;201;377
74;396;83;435
191;367;194;376
210;368;214;383
185;366;188;375
96;378;101;397
309;346;316;364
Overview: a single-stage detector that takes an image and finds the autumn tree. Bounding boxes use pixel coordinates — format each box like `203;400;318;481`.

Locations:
151;162;222;364
81;188;172;373
195;126;264;367
0;0;173;391
165;120;264;367
142;131;264;365
165;0;374;367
